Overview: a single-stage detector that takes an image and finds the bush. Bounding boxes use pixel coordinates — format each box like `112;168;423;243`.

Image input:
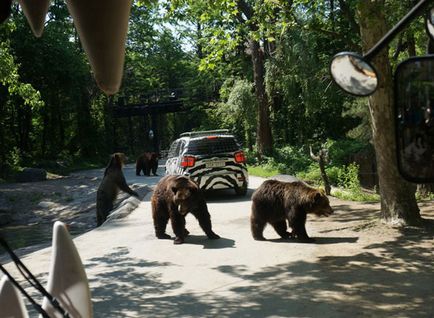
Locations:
337;163;361;191
325;138;369;166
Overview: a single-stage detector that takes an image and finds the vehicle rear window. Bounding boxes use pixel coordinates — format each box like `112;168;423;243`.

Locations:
185;136;240;155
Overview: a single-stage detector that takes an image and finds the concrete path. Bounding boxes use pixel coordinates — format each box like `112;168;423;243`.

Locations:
2;165;433;317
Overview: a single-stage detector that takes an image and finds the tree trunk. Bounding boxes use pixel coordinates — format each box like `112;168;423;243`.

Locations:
249;39;273;158
104;96;114;153
310;146;331;195
76;89;95;157
357;2;421;225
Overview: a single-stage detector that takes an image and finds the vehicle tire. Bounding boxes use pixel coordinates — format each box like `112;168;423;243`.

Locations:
234;182;248;196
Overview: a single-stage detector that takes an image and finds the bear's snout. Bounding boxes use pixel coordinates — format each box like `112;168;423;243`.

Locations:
323;207;333;216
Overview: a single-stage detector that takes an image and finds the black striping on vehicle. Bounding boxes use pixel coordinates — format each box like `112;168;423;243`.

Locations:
165;129;249;196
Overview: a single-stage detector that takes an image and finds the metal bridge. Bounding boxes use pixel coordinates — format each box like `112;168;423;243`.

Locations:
111;88;189;118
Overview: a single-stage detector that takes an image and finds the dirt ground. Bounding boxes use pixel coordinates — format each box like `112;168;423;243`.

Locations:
0;170;149;254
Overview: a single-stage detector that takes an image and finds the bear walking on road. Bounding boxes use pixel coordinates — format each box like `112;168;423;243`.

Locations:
136;152;158;176
151;175;220;244
250;179;333;242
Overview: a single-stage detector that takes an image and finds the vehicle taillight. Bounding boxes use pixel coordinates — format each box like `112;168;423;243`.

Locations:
181;156;196;167
234;151;246;163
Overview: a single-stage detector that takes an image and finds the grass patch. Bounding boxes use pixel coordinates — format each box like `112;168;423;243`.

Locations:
248;165;279;178
332;188;380;202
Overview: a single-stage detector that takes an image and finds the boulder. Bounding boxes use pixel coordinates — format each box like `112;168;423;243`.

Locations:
16;168;47;183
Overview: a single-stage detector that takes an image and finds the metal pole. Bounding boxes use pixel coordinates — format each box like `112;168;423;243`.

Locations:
364;0;433;60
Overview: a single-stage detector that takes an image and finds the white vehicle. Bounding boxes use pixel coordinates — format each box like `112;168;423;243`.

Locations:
165;130;249;195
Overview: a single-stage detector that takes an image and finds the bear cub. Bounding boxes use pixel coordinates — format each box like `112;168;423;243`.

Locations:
251;179;333;242
151;175;220;244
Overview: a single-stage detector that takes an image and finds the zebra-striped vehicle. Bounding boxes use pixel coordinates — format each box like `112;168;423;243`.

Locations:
165;130;249;195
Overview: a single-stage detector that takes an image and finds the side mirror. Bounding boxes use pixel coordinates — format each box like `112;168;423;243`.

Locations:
395;56;434;183
330;52;378;96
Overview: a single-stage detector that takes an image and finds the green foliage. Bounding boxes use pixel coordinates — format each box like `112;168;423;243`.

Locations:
212;78;257;148
336;163;360;191
332;188;379;202
0;40;43;109
325;138;369;166
273;146;311;174
333;163;379;202
247;165;279;178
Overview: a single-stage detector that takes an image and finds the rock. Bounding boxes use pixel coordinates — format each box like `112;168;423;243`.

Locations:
16;168;47;183
37;201;56;208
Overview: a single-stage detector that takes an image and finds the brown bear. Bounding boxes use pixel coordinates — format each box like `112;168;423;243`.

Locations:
96;153;139;226
136;152;158;176
250;179;333;242
151;175;220;244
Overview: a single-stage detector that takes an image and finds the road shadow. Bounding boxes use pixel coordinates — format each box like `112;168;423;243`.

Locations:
83;247;215;318
23;216;434;317
204;188;254;203
267;236;359;244
205;225;434;317
327;202;381;223
181;235;236;249
78;224;433;318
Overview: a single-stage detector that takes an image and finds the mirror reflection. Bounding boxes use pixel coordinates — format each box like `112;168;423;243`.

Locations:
395;57;434;182
330;52;378;96
425;8;434;39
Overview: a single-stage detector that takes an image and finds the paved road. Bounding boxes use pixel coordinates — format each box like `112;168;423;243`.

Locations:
4;164;433;317
3;165;340;317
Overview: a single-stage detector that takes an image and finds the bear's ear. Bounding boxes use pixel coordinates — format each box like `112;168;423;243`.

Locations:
313;192;323;202
190;184;199;193
107;154;118;168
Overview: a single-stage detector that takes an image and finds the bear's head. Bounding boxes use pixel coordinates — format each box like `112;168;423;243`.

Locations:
111;153;127;167
104;152;127;176
308;190;333;217
169;176;199;213
150;152;159;160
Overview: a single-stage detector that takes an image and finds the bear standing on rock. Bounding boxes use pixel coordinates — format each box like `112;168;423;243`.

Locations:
136;152;159;176
151;175;220;244
251;179;333;242
96;153;139;226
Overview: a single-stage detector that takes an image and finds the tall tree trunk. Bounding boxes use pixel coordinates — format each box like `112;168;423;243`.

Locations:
249;39;272;157
237;0;273;158
357;1;421;225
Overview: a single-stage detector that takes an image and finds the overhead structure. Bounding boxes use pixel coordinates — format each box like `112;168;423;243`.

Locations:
112;89;189;118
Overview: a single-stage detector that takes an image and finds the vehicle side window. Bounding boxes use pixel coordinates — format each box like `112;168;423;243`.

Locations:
177;140;186;156
168;141;179;158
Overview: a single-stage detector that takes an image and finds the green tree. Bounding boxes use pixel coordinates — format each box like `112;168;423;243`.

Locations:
168;0;279;157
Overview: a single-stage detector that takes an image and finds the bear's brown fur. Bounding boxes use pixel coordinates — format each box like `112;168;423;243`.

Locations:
136;152;158;176
151;175;220;244
96;153;139;226
251;180;333;242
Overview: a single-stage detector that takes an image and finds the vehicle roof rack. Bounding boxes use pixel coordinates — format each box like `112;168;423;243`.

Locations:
180;129;232;138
